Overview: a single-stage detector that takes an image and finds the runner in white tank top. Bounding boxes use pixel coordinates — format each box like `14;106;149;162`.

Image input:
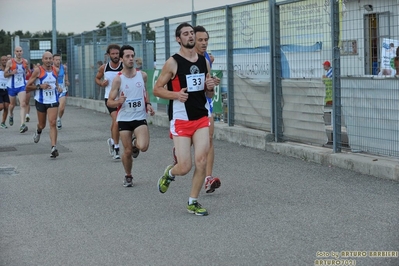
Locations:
116;71;147;122
95;44;123;159
0;55;10;128
106;45;155;187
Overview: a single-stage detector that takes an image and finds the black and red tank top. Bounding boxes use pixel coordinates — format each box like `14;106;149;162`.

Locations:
167;54;209;121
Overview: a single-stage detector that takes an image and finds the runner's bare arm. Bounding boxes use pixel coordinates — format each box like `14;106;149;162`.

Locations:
64;63;70;86
106;75;124;108
142;71;150;102
95;64;106;86
4;60;15;77
142;71;155;116
55;67;62;92
153;57;188;102
205;61;215;98
25;67;40;92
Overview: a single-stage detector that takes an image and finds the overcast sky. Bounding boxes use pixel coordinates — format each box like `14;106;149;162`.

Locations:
1;0;246;34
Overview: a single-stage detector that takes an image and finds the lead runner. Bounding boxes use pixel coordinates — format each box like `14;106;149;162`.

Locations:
153;22;215;216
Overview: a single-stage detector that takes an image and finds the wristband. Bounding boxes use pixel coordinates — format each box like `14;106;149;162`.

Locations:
146;102;152;106
36;84;41;90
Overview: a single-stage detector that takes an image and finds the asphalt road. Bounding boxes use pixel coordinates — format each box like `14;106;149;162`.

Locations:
1;106;398;266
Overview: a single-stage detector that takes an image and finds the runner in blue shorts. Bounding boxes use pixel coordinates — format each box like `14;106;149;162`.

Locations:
4;46;29;133
26;51;62;158
53;54;70;130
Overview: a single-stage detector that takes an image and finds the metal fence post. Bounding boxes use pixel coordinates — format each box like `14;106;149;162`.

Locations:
106;27;111;44
270;0;283;142
164;18;170;61
67;36;74;96
331;0;342;153
191;9;197;26
141;23;147;70
121;23;128;45
226;5;234;126
81;33;86;99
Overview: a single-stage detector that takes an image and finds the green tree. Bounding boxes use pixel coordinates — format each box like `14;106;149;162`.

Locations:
109;21;121;26
97;21;106;29
0;30;12;56
0;30;76;62
108;21;122;38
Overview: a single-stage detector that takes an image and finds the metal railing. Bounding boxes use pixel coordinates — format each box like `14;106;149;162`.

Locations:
21;0;399;158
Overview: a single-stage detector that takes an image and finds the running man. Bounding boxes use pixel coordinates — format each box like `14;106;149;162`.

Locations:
26;51;62;158
24;63;33;123
172;26;222;193
153;22;216;216
53;54;70;129
194;25;221;193
107;45;155;187
4;46;29;133
0;55;10;129
95;44;123;160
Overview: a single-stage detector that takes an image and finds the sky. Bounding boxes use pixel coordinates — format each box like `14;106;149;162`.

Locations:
0;0;246;34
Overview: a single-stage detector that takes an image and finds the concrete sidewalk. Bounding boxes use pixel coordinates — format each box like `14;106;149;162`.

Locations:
68;97;399;182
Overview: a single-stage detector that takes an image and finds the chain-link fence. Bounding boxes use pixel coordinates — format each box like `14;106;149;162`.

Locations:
19;0;399;159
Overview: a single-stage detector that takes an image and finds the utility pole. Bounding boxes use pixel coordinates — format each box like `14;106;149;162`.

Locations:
52;0;57;54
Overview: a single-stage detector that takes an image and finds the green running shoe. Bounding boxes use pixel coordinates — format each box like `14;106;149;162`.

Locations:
158;165;174;193
9;116;13;126
187;200;208;216
0;122;7;129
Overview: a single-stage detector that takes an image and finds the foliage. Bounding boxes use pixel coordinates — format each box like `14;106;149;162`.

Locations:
0;21;156;60
96;21;106;29
0;30;74;62
129;23;155;41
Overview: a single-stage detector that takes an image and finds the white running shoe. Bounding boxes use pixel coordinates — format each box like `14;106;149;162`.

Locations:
107;138;114;156
33;130;41;143
57;119;62;130
113;148;121;159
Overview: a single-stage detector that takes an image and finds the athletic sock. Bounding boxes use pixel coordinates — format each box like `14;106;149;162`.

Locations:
168;169;175;178
188;197;197;205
